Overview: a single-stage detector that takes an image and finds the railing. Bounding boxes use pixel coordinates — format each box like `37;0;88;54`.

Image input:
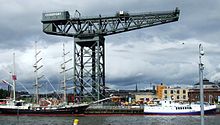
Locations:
87;105;144;109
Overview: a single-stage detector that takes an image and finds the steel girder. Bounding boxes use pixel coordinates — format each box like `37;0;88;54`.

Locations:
42;8;179;37
73;36;105;101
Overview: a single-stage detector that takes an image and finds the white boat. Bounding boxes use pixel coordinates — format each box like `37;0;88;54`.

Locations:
144;100;217;115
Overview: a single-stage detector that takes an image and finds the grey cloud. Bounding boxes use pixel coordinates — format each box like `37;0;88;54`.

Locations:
1;0;220;90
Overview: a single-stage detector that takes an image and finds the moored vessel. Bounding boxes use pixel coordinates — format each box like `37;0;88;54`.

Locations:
0;51;89;116
144;100;217;115
0;99;89;116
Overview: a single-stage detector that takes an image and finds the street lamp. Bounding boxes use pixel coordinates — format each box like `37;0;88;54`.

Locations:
199;44;205;125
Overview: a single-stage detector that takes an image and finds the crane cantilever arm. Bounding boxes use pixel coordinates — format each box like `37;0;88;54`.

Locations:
42;8;180;37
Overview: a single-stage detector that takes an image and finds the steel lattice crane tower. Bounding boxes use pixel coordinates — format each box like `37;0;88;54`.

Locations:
41;8;180;102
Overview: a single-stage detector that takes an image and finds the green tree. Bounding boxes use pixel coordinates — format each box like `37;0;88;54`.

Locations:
0;89;10;99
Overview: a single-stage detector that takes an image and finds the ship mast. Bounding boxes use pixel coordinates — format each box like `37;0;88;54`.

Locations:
61;43;72;104
33;41;43;104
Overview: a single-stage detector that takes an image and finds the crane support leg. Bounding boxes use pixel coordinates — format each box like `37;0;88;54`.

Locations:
74;36;105;101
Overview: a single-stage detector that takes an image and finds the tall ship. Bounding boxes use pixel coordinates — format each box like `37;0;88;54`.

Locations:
144;99;217;115
0;44;89;116
0;100;89;116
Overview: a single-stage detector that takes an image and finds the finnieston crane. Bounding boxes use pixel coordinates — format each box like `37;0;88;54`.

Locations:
41;8;180;102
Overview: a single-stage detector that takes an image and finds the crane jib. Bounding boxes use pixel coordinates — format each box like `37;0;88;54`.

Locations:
41;8;180;37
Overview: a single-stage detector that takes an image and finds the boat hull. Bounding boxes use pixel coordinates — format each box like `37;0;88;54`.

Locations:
144;108;216;115
0;105;89;116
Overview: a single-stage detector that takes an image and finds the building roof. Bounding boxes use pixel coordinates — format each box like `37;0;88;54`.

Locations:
194;78;219;89
194;78;215;85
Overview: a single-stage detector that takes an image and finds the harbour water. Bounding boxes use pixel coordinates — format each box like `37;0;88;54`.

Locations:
0;115;220;125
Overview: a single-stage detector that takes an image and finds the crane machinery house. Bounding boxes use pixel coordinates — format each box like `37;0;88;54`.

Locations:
42;11;70;21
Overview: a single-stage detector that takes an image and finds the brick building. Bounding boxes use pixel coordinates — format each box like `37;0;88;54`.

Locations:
188;79;220;104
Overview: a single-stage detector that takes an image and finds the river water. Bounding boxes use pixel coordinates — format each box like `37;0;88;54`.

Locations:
0;115;219;125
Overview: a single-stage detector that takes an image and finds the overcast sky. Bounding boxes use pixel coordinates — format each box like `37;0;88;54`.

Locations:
1;0;220;93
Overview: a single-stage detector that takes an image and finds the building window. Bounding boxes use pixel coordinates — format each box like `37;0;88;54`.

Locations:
177;95;180;99
183;95;186;99
171;95;174;100
177;90;180;94
164;90;167;94
171;90;173;94
183;90;186;94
